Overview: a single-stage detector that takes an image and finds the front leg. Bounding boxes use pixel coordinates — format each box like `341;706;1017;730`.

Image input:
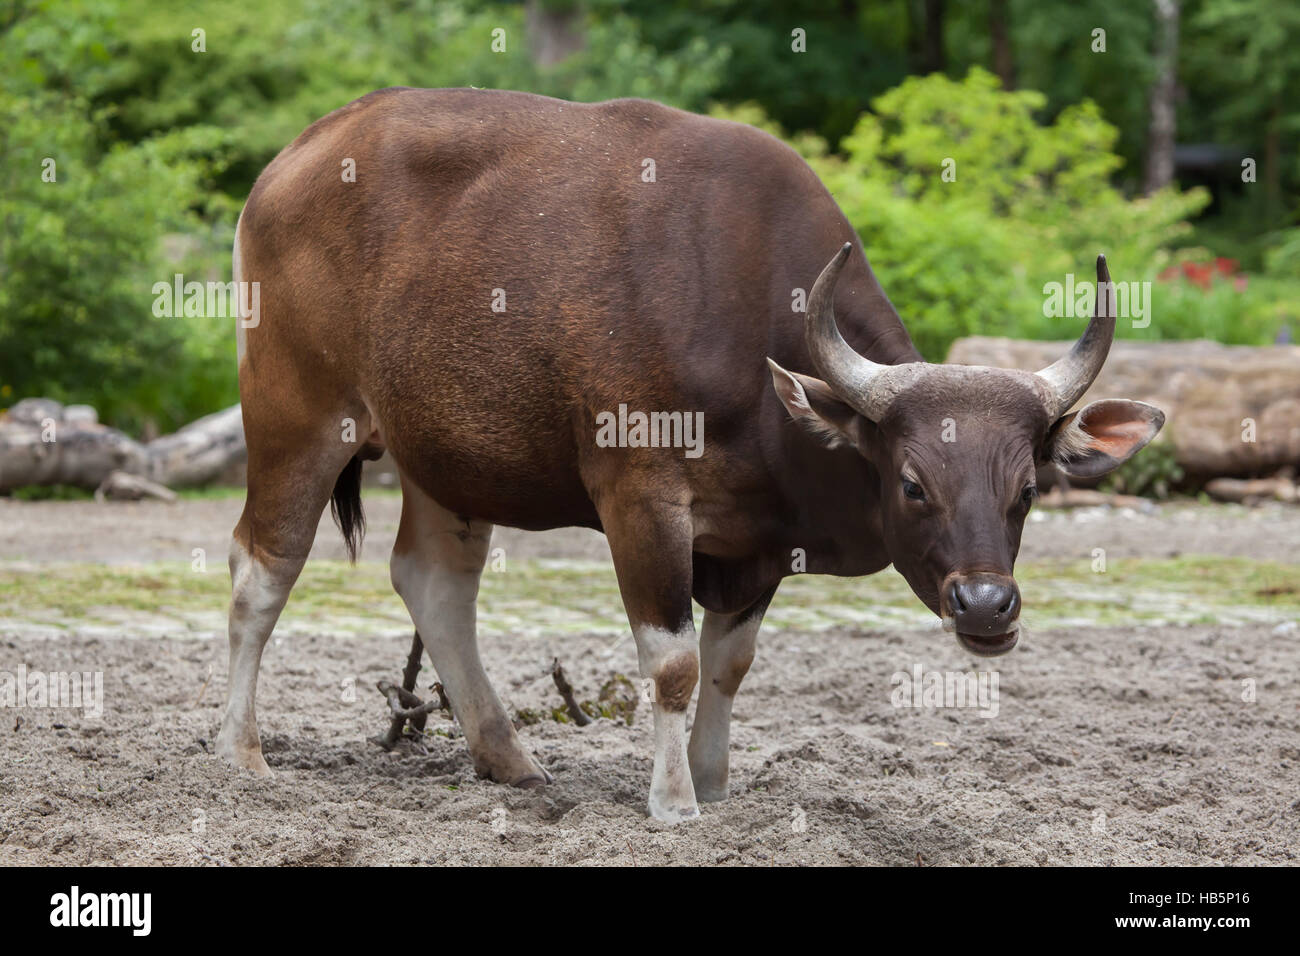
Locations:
599;496;700;823
688;587;775;801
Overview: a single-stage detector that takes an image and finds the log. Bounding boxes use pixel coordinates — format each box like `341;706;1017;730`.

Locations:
946;338;1300;479
1204;475;1299;504
139;405;246;488
1038;487;1157;512
0;399;245;493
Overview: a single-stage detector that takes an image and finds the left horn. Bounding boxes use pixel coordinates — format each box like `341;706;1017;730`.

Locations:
1035;254;1116;418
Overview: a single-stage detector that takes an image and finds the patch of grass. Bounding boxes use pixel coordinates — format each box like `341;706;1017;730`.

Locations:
6;485;95;501
0;555;1294;636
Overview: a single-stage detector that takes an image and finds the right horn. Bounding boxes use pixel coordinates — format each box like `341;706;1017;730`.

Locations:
804;242;896;420
1035;254;1117;419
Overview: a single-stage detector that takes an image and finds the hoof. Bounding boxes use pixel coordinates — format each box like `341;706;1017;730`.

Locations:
694;785;728;803
479;752;553;788
217;746;272;777
648;798;701;825
512;772;551;790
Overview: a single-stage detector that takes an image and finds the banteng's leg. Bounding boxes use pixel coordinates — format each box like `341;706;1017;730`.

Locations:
389;476;550;787
216;426;357;774
600;497;700;823
688;586;775;802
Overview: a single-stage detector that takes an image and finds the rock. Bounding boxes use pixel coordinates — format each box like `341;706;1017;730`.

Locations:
6;397;65;425
62;405;99;426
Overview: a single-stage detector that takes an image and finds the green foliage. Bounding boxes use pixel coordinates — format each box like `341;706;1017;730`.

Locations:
998;0;1157;193
1264;228;1300;278
0;84;237;429
88;0;725;201
7;484;95;501
795;70;1213;358
616;0;910;147
1101;439;1184;499
2;2;1296;432
1135;274;1296;346
1;1;240;430
1184;0;1300;228
0;0;725;430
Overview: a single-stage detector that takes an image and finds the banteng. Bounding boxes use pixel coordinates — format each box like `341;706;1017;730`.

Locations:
218;88;1164;822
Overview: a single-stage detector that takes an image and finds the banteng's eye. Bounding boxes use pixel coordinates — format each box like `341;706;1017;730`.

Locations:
1021;485;1037;506
902;479;926;502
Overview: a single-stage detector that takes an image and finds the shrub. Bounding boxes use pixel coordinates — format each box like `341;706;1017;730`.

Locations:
808;69;1217;358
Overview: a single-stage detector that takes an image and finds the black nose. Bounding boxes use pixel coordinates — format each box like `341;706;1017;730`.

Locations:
949;576;1020;635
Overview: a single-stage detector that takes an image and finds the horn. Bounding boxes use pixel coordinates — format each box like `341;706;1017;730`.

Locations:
1035;254;1117;419
804;242;895;420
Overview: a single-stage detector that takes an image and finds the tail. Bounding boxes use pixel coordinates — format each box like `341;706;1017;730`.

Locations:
330;456;366;562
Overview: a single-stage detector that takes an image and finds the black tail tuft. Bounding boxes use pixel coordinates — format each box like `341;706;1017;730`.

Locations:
330;455;366;562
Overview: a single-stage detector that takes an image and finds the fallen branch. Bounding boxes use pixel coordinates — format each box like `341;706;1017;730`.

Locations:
193;664;214;709
94;470;177;502
377;681;444;723
371;630;451;752
551;658;593;726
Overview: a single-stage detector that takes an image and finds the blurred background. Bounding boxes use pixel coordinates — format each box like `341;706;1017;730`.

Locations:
1;0;1296;436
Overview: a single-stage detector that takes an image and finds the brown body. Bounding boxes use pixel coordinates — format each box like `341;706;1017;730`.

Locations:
237;88;917;607
220;88;1163;821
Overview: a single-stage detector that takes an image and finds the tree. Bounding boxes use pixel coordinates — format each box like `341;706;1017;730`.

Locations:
1187;0;1300;225
988;0;1016;89
1143;0;1180;195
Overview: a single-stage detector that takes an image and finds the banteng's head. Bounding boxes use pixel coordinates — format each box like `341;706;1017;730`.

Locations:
768;243;1164;656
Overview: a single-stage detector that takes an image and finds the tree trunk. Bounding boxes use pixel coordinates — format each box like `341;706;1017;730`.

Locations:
908;0;946;74
1265;95;1282;222
1143;0;1180;195
989;0;1015;89
923;0;946;73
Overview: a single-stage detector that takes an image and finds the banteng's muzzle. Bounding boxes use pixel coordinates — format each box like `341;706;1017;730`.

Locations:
942;572;1022;657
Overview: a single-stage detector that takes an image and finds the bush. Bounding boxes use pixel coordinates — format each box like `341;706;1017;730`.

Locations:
1101;440;1184;499
0;0;728;431
0;85;237;431
807;69;1225;358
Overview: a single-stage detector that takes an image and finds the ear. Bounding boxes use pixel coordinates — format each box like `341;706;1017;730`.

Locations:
1045;399;1166;478
766;357;861;448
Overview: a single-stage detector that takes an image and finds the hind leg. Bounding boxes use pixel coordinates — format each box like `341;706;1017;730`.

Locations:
216;420;360;774
390;475;550;787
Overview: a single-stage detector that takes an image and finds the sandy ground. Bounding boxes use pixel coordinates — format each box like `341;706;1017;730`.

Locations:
0;496;1297;865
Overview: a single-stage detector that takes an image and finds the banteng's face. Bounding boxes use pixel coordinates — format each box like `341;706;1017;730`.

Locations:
769;246;1164;656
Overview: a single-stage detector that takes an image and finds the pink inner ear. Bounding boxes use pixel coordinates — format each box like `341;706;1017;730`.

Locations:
1078;402;1154;456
